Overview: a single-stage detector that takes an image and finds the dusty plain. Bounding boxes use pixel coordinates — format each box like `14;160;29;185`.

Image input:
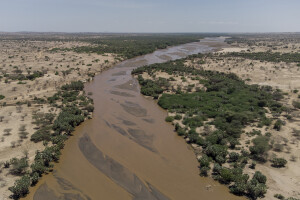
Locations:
0;34;118;198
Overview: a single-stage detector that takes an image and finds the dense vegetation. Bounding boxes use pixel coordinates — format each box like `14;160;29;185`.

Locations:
8;81;93;199
221;52;300;63
4;71;45;81
132;55;286;199
51;34;205;59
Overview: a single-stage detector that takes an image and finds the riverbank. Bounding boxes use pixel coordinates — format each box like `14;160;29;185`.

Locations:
132;36;300;199
0;38;118;198
22;37;244;200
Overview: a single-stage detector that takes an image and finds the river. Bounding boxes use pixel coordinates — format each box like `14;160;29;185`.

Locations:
25;37;243;200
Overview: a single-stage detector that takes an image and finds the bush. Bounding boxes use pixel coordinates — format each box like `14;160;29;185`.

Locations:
274;194;285;200
31;172;40;186
218;167;234;184
174;114;182;120
61;81;84;91
30;126;52;143
274;119;284;131
85;105;94;112
249;162;256;169
165;116;174;122
206;144;228;163
230;182;247;195
228;152;240;162
199;155;210;168
10;157;29;175
53;106;84;135
253;171;267;184
292;101;300;109
246;180;267;199
200;166;210;177
250;136;270;162
9;175;31;199
271;158;287;168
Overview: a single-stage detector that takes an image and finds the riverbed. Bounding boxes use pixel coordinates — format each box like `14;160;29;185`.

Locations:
25;37;243;200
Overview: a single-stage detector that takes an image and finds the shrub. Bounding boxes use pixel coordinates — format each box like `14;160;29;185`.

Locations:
253;171;267;184
10;157;29;175
174;114;182;120
165;116;174;122
8;175;31;199
292;101;300;109
31;172;40;186
53;106;84;135
250;136;270;162
200;166;210;177
274;119;284;131
85;105;94;112
274;194;285;200
230;182;247;195
228;152;240;162
61;81;84;91
246;180;267;199
199;155;210;168
206;144;228;163
218;167;234;184
30;126;52;143
249;162;256;169
0;95;5;100
271;158;287;168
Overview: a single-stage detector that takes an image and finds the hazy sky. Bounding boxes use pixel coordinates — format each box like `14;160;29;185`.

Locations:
1;0;299;32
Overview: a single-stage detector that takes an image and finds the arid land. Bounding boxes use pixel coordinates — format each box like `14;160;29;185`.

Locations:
134;34;300;199
0;34;118;198
0;33;299;200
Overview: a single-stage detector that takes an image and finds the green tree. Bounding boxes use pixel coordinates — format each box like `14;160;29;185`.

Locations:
8;175;31;199
271;158;287;168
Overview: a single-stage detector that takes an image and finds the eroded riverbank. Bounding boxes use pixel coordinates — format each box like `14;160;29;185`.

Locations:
24;38;243;200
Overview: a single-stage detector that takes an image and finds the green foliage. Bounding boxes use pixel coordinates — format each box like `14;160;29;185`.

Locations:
57;34;204;59
292;101;300;109
52;106;85;135
228;152;240;162
133;59;281;142
0;94;5;100
137;75;164;99
274;119;284;131
9;175;31;199
253;171;267;184
132;54;279;199
10;157;29;175
246;179;267;199
61;81;84;91
31;126;52;142
165;116;174;122
174;114;182;120
274;194;285;200
222;52;300;63
271;158;287;168
206;144;228;164
250;136;270;162
31;172;39;186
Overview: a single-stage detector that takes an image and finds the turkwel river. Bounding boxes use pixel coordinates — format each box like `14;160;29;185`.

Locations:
25;37;243;200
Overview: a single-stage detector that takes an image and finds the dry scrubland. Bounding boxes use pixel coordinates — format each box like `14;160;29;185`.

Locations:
195;35;300;199
1;33;300;200
0;37;118;198
133;34;300;200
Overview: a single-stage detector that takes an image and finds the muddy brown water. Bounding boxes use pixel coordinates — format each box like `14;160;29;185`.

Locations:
25;38;243;200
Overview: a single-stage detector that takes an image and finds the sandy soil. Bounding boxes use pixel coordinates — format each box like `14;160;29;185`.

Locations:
192;38;300;199
0;39;119;198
